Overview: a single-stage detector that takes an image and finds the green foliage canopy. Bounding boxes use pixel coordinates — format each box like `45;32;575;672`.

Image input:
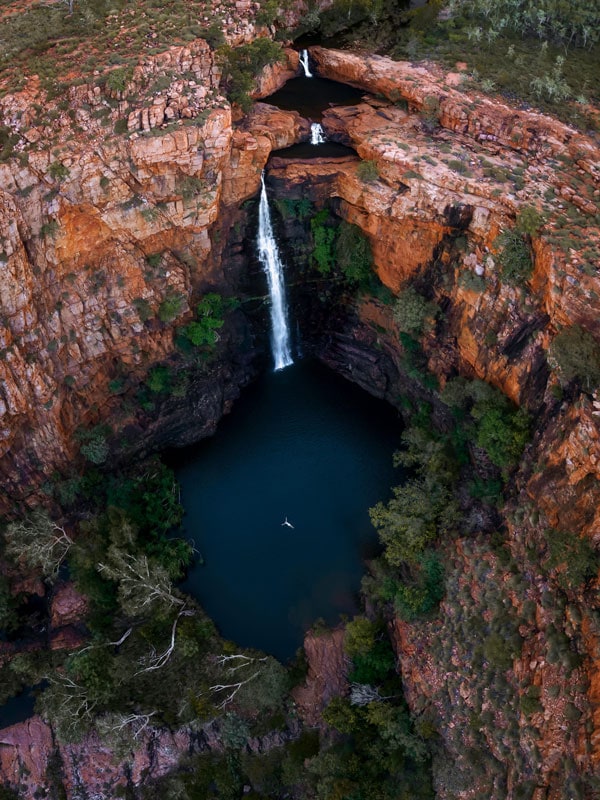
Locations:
393;286;438;336
548;324;600;389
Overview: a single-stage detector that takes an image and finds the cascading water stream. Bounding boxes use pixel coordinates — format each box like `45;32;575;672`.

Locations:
299;49;313;78
257;174;293;371
310;122;326;145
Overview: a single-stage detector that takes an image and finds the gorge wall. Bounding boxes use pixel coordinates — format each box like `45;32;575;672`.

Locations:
0;28;599;800
0;43;308;511
265;48;600;800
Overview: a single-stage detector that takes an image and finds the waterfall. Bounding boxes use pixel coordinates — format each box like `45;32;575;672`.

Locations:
257;174;293;371
299;49;313;78
310;122;326;145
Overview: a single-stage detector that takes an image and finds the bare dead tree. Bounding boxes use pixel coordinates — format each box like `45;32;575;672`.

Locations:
39;672;99;739
97;711;157;740
5;510;73;580
70;627;132;656
349;683;399;706
207;654;268;708
98;547;184;616
135;607;195;675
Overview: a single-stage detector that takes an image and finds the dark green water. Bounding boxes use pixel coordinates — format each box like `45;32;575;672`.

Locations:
174;360;401;662
263;76;364;120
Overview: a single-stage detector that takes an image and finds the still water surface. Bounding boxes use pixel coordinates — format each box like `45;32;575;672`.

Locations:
174;360;401;661
263;76;364;120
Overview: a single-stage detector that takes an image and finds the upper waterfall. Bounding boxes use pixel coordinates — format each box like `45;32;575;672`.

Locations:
299;49;313;78
257;174;293;371
310;123;326;144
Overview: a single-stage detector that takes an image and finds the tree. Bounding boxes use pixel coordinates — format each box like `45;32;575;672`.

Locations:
97;547;184;616
335;221;373;285
345;617;377;658
4;510;72;579
206;653;287;712
310;210;336;275
494;227;533;285
181;293;226;348
393;286;438;336
548;325;600;389
75;424;111;465
370;478;458;566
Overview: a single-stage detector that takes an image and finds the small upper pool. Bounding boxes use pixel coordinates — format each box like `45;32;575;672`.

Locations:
263;76;365;120
271;141;357;159
172;360;401;661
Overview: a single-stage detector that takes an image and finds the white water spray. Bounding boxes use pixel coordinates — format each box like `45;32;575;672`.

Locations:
299;49;313;78
310;122;326;145
257;174;293;371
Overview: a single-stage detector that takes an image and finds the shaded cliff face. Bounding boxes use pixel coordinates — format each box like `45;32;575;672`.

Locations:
0;44;308;511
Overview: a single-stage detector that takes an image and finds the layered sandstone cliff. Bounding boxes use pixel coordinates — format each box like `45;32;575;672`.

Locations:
0;44;308;511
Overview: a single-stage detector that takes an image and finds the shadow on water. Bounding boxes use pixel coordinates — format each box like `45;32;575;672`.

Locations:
0;684;43;730
169;360;402;662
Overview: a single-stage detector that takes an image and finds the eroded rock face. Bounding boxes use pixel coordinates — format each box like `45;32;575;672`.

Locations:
0;65;305;512
0;713;301;799
292;628;350;727
0;717;55;795
49;583;88;629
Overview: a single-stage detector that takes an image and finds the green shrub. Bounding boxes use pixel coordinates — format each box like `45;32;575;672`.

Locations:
198;21;225;49
133;297;153;322
443;378;530;469
548;325;600;389
146;252;163;269
218;39;285;111
273;198;312;220
471;400;530;469
179;175;205;201
515;205;545;236
484;631;515;671
48;161;69;181
310;209;336;275
544;528;599;589
146;365;171;394
495;228;533;284
0;125;19;162
76;424;111;465
255;0;280;26
105;67;131;93
393;286;438;336
520;686;542;715
181;293;226;348
114;118;128;135
393;551;445;621
41;220;59;238
349;638;396;684
344;617;377;658
158;293;185;323
335;221;373;285
420;95;441;131
458;271;486;292
356;159;379;183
